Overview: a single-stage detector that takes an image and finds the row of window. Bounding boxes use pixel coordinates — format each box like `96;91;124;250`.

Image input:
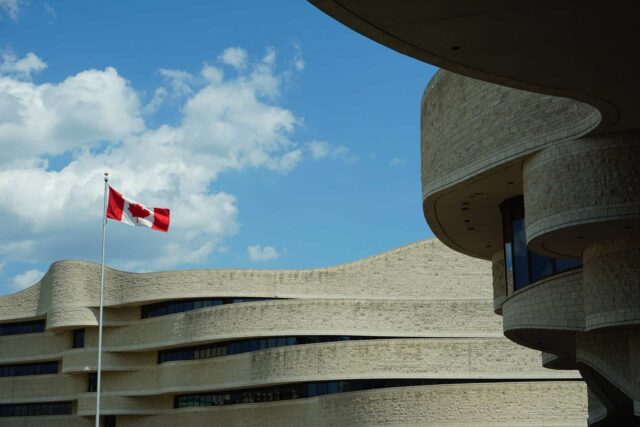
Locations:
174;379;508;408
0;320;45;337
0;361;58;377
141;297;276;319
158;335;384;363
501;196;582;292
0;401;72;417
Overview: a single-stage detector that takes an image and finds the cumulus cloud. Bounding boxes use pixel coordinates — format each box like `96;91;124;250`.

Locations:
0;0;21;20
0;51;47;80
0;66;144;167
247;245;279;261
158;68;195;98
0;47;308;280
219;47;248;70
307;140;357;163
10;269;44;292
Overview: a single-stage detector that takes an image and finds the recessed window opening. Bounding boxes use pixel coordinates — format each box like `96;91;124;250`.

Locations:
500;196;581;293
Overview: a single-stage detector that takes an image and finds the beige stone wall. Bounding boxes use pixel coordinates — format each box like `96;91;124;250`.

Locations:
582;236;640;330
491;251;505;314
523;131;640;258
0;239;493;327
421;70;640;422
0;240;586;425
420;70;600;259
421;70;599;197
104;299;502;352
502;270;584;333
118;382;588;427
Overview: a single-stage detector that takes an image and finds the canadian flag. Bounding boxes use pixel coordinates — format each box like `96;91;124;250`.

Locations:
106;186;170;233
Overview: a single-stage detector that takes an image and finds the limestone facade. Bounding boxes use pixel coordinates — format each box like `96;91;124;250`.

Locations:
0;240;586;426
307;1;639;424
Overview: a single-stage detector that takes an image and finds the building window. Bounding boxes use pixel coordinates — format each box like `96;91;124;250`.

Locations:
72;329;85;348
0;320;45;337
105;415;116;427
500;196;582;292
158;336;383;363
0;401;72;417
140;297;276;319
0;361;58;377
88;373;97;392
174;378;517;409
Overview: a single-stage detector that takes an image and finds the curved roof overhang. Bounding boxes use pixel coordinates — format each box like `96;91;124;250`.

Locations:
309;0;640;132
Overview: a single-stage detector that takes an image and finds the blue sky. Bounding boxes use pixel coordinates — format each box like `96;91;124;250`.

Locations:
0;1;436;294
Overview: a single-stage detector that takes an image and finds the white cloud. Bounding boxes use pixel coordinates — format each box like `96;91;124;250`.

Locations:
143;86;168;114
0;47;307;281
247;245;279;261
0;66;144;167
389;157;405;166
0;51;47;80
10;269;44;292
307;140;357;163
158;68;195;98
0;0;21;20
219;47;248;70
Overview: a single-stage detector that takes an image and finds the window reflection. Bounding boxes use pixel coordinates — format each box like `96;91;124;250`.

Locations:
0;320;45;336
0;402;72;417
500;196;582;292
174;379;522;408
158;336;384;363
141;297;277;319
0;361;58;377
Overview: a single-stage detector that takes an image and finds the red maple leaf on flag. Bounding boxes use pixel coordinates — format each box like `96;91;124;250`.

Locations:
128;202;151;218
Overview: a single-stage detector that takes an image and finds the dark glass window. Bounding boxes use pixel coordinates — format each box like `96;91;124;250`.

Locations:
0;361;58;377
88;373;97;392
174;378;533;409
0;401;72;417
72;329;85;349
158;336;386;364
501;196;582;292
140;297;276;319
105;415;116;427
0;320;45;337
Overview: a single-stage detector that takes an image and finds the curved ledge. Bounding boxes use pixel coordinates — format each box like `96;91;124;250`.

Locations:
85;381;587;424
62;349;153;374
77;394;168;417
309;0;638;131
94;338;580;399
421;71;599;259
0;331;69;364
0;415;88;427
501;270;583;367
0;374;85;403
103;299;502;352
582;236;640;331
524;132;640;258
0;239;493;328
577;329;640;423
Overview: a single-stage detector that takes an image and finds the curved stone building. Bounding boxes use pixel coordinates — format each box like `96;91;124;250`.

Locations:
309;1;640;425
0;240;585;426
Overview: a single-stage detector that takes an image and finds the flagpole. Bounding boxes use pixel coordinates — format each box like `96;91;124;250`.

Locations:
96;172;108;427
